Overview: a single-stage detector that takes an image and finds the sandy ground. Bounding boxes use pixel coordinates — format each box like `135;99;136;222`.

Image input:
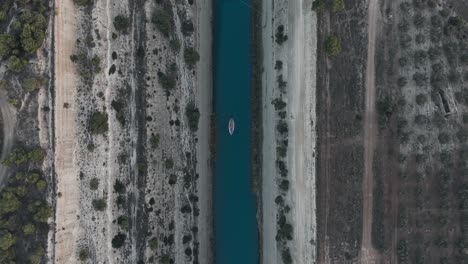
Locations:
360;0;380;263
194;0;213;263
261;0;317;263
0;89;16;188
287;0;317;263
53;0;80;262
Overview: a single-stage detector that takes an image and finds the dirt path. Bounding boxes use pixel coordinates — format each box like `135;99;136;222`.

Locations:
0;90;16;188
287;0;317;263
360;0;380;263
194;0;213;263
54;0;80;262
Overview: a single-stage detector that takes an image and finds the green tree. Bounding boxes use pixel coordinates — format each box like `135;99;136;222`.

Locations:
92;199;107;211
312;0;325;11
33;204;52;222
184;48;200;66
117;215;129;230
0;33;17;59
332;0;345;11
0;231;16;250
7;55;27;72
28;148;46;162
149;237;158;250
90;178;99;190
112;233;126;248
89;111;108;135
152;9;172;36
29;247;44;264
0;192;20;214
113;15;130;32
78;248;90;261
185;101;200;132
324;36;341;56
23;223;36;235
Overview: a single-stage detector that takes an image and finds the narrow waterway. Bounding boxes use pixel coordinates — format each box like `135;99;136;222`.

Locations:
214;0;258;263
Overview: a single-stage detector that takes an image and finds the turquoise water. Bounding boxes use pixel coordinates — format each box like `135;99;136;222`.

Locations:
214;0;258;263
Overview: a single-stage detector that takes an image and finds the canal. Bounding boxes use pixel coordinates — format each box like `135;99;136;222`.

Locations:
213;0;258;263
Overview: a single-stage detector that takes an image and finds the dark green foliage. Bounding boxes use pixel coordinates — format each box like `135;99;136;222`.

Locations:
78;248;89;261
89;178;99;190
282;248;292;264
332;0;345;11
0;34;16;59
7;56;27;72
324;36;341;56
312;0;325;11
112;233;126;248
92;199;107;211
113;180;126;194
149;237;158;250
89;111;108;135
3;147;45;166
73;0;92;6
412;72;427;87
279;180;289;191
276;120;288;135
113;15;130;32
377;97;395;128
181;21;194;36
165;158;174;169
150;134;160;149
185;101;200;132
22;76;46;92
151;9;172;36
275;60;283;70
20;14;47;53
184;48;200;66
158;72;176;91
275;25;288;45
414;50;427;66
272;98;287;111
117;215;129;230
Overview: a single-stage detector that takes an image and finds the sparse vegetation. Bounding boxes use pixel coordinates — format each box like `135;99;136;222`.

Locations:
185;101;200;132
151;9;172;36
89;111;108;135
324;36;341;56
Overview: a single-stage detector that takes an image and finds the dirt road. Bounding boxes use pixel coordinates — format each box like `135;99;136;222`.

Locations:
360;0;380;263
0;89;16;188
53;0;80;262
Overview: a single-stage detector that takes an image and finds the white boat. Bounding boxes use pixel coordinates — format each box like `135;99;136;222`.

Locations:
228;118;235;135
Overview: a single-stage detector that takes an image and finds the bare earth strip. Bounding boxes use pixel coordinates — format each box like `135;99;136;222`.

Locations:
54;0;80;262
360;0;380;263
194;0;213;263
261;0;317;263
287;0;317;263
0;90;16;187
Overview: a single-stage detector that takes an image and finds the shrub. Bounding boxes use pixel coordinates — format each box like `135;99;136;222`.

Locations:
114;180;125;193
152;9;172;36
185;101;200;132
92;199;107;211
113;15;130;32
150;134;160;148
181;21;194;36
78;248;89;261
112;233;126;248
276;121;288;135
89;111;108;135
0;33;17;59
73;0;91;6
7;56;27;72
22;224;36;235
149;238;158;250
22;76;45;92
169;39;180;52
324;36;341;56
184;48;200;66
275;25;288;45
415;94;427;105
312;0;325;11
332;0;345;11
279;180;289;191
158;72;176;91
89;178;99;190
165;158;174;169
0;231;16;250
117;215;129;230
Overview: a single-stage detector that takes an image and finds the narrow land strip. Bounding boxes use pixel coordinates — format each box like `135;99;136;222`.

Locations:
53;0;80;262
361;0;380;263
